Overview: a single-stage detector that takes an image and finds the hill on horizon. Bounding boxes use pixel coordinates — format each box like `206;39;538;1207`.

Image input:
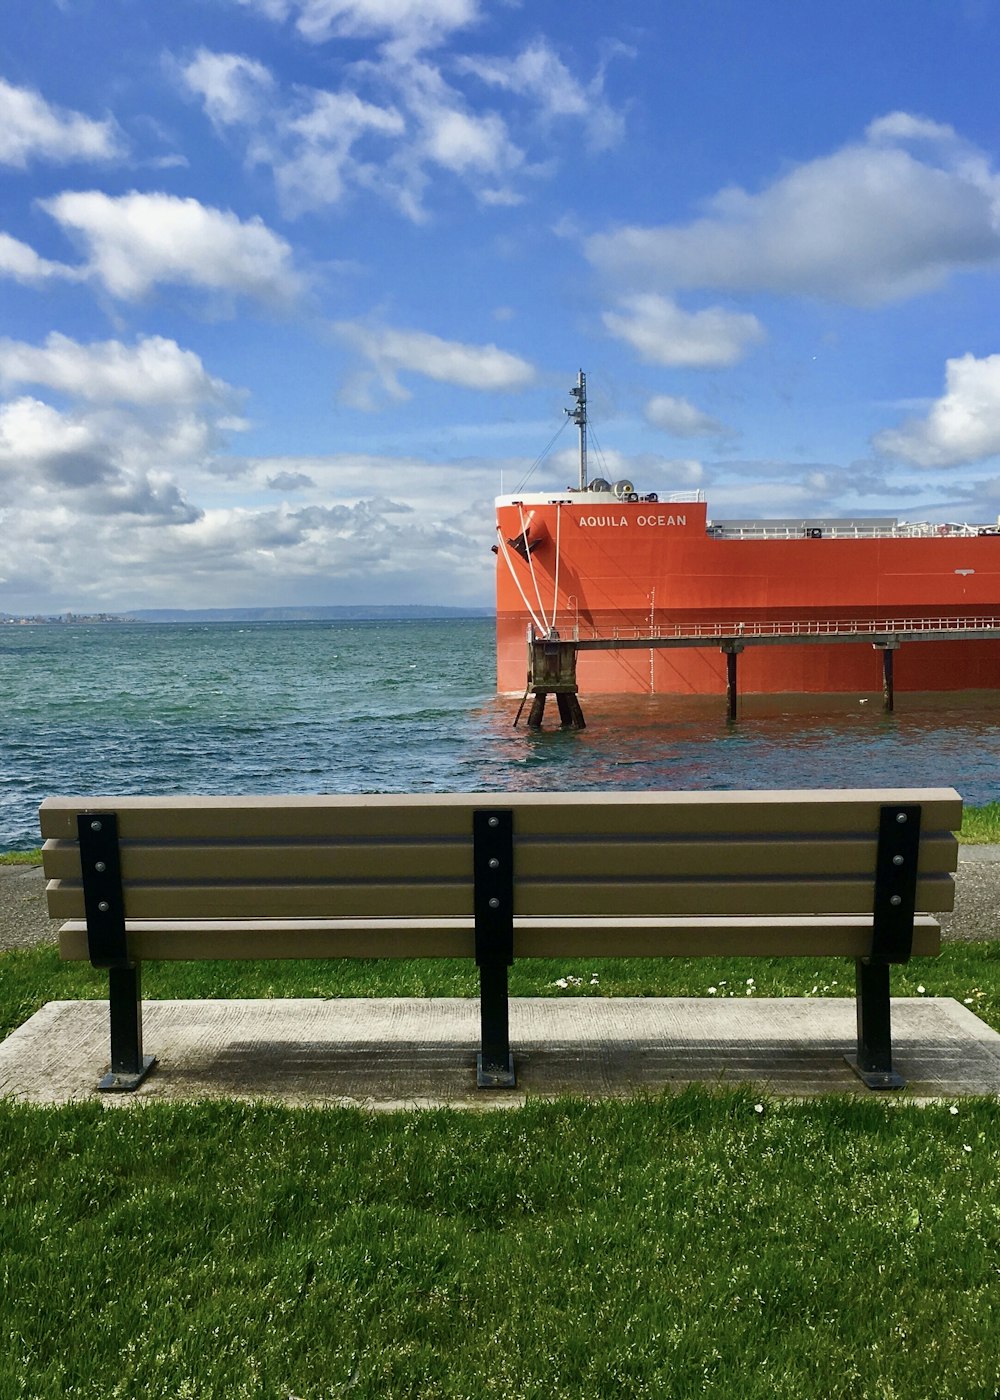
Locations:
130;605;494;623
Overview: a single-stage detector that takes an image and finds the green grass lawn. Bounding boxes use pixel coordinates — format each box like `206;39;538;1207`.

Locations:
960;801;1000;843
2;1092;999;1398
2;803;1000;1396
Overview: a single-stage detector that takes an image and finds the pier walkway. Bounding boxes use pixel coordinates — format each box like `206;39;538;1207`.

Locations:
523;615;1000;726
573;613;1000;650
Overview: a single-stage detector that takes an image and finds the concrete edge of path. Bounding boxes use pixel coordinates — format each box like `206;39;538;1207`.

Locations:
2;995;999;1108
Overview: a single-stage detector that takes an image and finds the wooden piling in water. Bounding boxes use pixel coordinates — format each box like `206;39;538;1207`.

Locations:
523;636;586;730
721;642;743;721
556;692;587;728
875;641;899;712
526;692;549;728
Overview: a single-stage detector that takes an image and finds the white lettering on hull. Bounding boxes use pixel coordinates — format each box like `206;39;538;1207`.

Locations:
576;514;687;528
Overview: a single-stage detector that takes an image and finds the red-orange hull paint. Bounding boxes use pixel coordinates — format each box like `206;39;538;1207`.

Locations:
495;498;1000;695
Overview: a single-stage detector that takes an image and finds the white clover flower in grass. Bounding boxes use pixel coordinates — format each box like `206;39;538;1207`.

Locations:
963;1144;973;1153
707;986;718;995
554;978;568;988
754;1103;765;1114
917;985;926;995
950;1105;959;1115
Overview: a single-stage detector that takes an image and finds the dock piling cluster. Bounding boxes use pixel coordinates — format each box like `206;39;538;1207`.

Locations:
522;637;586;729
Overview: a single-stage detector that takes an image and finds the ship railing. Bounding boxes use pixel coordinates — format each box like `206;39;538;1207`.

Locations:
706;523;992;540
589;615;1000;643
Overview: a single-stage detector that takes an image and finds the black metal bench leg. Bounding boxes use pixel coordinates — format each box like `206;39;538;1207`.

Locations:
99;964;156;1092
847;959;905;1090
477;962;516;1088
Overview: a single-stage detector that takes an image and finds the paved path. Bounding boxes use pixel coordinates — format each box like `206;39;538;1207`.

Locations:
3;995;1000;1104
0;864;56;952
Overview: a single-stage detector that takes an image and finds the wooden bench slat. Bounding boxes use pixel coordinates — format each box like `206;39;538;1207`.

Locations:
44;872;956;920
56;913;942;962
38;788;964;842
40;832;960;884
42;840;470;883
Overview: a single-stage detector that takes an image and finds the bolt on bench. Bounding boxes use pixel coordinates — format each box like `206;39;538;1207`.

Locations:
39;787;962;1093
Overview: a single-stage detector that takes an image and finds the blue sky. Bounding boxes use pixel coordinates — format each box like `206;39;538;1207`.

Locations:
4;0;1000;612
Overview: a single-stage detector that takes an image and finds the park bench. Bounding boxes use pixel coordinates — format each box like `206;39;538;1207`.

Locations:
39;786;962;1093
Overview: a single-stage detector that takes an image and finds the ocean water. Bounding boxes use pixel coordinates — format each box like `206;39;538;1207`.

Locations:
2;617;1000;850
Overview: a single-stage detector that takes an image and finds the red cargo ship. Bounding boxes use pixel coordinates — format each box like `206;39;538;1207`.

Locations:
495;373;1000;696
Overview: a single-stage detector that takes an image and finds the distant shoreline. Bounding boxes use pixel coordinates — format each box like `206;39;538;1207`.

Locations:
2;606;494;625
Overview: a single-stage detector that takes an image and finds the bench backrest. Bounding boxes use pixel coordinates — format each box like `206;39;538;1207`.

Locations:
40;788;961;924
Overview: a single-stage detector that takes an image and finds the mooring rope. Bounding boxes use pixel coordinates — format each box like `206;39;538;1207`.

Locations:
518;504;551;633
495;526;548;635
550;502;562;633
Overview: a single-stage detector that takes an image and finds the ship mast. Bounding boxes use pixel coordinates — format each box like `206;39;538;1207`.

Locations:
568;369;587;491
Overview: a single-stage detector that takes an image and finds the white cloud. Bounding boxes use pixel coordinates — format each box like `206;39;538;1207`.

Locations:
334;321;535;404
267;469;316;490
0;232;79;285
233;0;481;47
458;38;626;153
0;77;123;168
0;396;107;485
866;112;959;146
644;394;733;438
285;88;404;145
377;53;527;214
421;105;519;177
603;294;765;368
41;191;303;304
180;46;497;219
177;32;621;219
874;353;1000;467
0;319;529;610
273;88;406;213
0;440;501;610
0;332;248;573
587;113;1000;306
0;333;236;408
180;50;275;127
0;394;204;521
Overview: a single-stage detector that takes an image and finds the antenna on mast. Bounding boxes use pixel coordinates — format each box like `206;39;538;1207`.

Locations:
567;369;587;491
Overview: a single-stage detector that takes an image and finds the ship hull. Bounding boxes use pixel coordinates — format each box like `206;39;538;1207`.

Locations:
495;497;1000;696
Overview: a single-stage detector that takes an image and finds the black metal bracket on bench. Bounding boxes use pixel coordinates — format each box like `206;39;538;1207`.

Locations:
846;803;921;1090
473;809;516;1088
77;813;156;1092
